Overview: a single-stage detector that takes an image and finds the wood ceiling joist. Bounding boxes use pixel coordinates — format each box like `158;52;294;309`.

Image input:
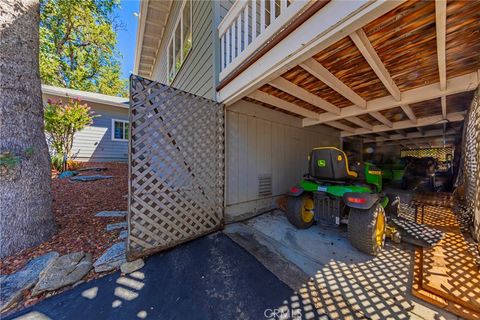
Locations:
369;111;393;127
325;121;356;133
303;71;478;127
364;128;456;143
400;105;417;123
299;58;367;109
341;112;464;137
349;28;401;101
247;90;321;120
345;116;373;130
269;77;341;115
441;95;447;119
371;135;456;147
435;0;447;91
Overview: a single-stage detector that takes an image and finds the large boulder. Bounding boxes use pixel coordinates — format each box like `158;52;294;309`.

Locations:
93;242;126;273
32;252;92;296
0;252;58;311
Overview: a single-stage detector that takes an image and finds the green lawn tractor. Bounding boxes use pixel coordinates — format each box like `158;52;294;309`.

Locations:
286;147;399;256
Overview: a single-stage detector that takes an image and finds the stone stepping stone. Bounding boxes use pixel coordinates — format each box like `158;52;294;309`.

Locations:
106;222;127;232
70;175;113;182
32;252;92;296
95;211;127;218
120;259;144;274
78;167;107;172
0;252;58;311
93;242;126;273
58;171;78;179
119;230;128;240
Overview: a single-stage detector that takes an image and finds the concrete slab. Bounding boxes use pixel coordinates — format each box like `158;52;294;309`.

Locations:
226;210;460;320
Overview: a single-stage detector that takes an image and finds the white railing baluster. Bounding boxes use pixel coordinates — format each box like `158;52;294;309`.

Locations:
280;0;287;14
236;15;241;56
260;0;265;32
226;27;231;64
270;0;276;22
252;0;257;39
244;4;249;48
221;35;225;70
218;0;310;81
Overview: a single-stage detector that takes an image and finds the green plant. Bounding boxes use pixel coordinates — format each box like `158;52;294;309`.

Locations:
50;153;64;172
44;98;98;171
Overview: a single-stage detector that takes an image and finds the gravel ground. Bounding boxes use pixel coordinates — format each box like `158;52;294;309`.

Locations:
0;162;128;310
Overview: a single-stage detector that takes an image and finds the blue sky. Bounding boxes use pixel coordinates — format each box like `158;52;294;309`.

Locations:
116;0;141;79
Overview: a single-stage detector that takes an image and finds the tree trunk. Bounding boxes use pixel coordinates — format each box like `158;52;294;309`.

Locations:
0;0;56;258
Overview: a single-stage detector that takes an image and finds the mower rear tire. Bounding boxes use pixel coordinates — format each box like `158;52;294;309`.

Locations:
348;203;386;256
286;195;314;229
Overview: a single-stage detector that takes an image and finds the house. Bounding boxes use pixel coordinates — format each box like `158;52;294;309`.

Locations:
42;85;129;162
133;0;479;224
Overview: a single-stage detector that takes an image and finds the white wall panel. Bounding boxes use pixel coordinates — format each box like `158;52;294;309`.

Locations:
225;99;340;221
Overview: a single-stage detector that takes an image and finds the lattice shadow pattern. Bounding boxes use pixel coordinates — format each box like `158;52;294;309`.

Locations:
127;76;224;259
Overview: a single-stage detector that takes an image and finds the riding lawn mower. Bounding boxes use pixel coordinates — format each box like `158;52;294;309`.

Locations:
286;147;400;256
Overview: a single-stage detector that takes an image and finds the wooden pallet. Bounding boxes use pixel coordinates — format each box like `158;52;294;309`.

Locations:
412;204;480;320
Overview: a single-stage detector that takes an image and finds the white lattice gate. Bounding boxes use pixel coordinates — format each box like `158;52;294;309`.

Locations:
127;76;224;260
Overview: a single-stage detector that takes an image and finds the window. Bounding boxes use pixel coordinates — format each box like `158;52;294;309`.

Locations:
167;1;192;84
112;119;129;141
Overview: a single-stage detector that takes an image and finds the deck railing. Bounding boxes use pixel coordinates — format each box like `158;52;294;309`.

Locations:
218;0;311;81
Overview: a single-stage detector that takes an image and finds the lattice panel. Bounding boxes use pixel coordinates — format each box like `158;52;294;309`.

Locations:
400;147;453;162
459;87;480;241
127;75;224;259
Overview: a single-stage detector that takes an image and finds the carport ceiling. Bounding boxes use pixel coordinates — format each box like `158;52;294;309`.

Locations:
246;1;479;138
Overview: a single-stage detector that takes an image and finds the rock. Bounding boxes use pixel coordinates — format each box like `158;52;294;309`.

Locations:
58;171;78;179
120;259;144;274
95;211;127;218
106;222;127;232
118;230;128;240
0;252;58;311
70;175;113;182
31;252;92;296
93;243;126;273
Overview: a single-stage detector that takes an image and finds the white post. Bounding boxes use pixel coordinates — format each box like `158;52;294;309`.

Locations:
260;0;265;32
226;27;231;65
244;5;249;48
270;0;276;23
280;0;287;13
236;15;241;55
252;0;257;39
221;34;225;70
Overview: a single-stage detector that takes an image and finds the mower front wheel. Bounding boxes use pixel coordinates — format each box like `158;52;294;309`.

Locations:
286;195;314;229
348;203;386;256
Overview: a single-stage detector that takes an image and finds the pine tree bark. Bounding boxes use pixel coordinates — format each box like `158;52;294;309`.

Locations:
0;0;56;257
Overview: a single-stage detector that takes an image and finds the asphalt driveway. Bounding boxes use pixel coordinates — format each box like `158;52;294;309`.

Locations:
6;233;296;320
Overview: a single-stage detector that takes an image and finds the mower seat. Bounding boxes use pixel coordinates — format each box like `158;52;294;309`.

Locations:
308;147;358;181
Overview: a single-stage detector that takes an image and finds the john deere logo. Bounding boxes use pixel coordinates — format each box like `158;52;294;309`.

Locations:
317;159;326;167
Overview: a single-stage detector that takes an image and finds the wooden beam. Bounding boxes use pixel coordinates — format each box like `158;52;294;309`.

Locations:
269;77;341;115
436;0;447;91
300;58;367;108
346;116;373;130
341;112;465;137
302;71;478;127
325;121;356;133
349;28;401;101
372;135;456;147
370;111;393;127
364;129;456;143
441;95;447;119
248;90;321;119
400;105;417;123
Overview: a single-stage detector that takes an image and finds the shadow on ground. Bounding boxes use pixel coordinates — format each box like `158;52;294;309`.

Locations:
6;233;295;320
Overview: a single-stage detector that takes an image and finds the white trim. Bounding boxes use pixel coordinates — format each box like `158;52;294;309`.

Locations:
42;85;128;108
133;0;150;74
111;119;130;142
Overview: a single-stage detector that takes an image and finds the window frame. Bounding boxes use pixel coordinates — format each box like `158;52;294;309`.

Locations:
111;119;129;142
167;0;192;84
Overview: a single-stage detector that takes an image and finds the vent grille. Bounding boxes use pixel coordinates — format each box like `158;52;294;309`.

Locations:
258;174;272;197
